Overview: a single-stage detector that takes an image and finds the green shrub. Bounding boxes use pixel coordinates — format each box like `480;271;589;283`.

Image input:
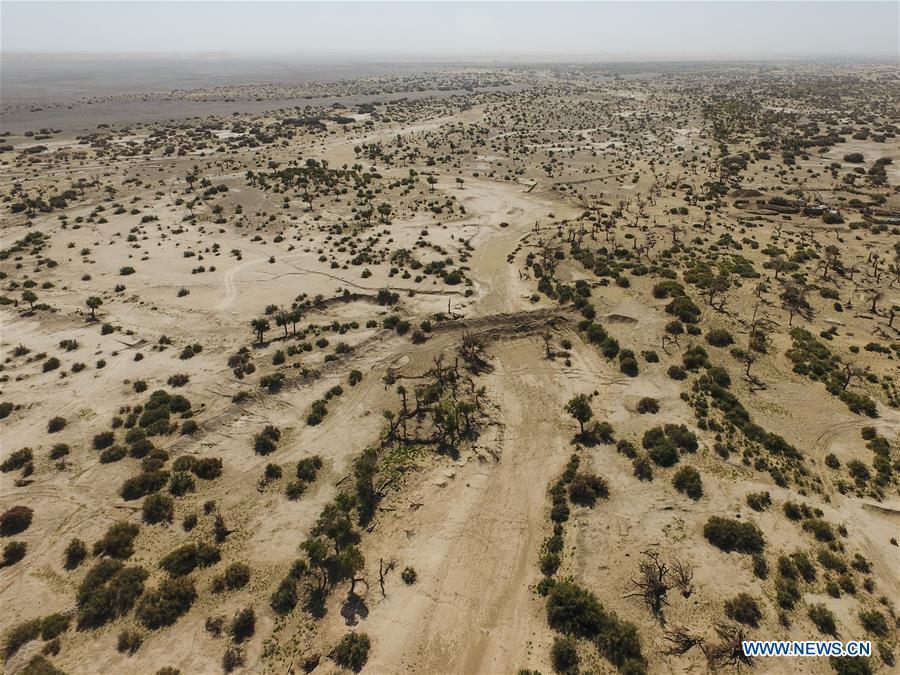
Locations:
64;538;87;569
142;494;174;524
775;576;801;610
332;631;371;671
550;635;579;674
632;455;653;481
230;607;255;643
121;470;169;500
297;455;323;482
93;522;139;559
270;576;298;615
117;629;143;654
159;543;220;577
47;416;66;433
37;614;69;641
724;593;763;627
705;329;733;347
136;577;197;628
808;604;837;636
546;579;608;637
21;655;66;675
224;562;251;590
1;505;33;536
746;491;771;511
1;447;33;472
93;431;115;450
77;560;148;628
4;618;42;657
619;357;639;377
703;517;765;554
672;466;703;500
829;656;873;675
636;397;659;414
858;609;888;637
568;472;609;507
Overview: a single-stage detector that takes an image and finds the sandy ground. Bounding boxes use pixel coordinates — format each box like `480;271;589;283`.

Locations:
1;62;898;675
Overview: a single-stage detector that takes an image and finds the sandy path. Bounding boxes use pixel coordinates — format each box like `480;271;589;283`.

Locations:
345;336;597;674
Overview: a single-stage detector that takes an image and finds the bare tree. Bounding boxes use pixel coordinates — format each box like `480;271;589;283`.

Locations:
706;622;754;670
664;626;705;656
625;550;672;620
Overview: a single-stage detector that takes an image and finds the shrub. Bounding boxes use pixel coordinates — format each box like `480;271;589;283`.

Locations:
775;576;801;610
92;431;115;450
724;593;763;627
93;522;140;559
297;455;323;482
230;607;255;643
21;655;67;675
253;425;280;455
665;424;698;452
636;397;659;414
633;455;653;481
401;566;417;584
830;656;873;675
223;648;245;673
64;538;87;569
703;517;765;554
682;345;708;370
100;445;126;463
117;629;143;655
159;543;219;577
136;577;197;628
3;540;26;566
646;437;678;467
169;472;196;496
47;416;66;433
667;365;687;380
224;562;251;590
808;604;837;636
752;553;768;579
746;491;771;511
619;357;639;377
270;576;298;615
1;505;33;536
37;614;68;641
546;579;608;637
142;494;174;524
546;579;644;670
121;470;169;500
77;561;148;628
550;635;579;674
4;618;42;657
705;329;733;347
568;472;609;507
192;457;222;480
332;631;371;671
1;447;33;472
672;466;703;500
802;518;835;543
858;609;888;637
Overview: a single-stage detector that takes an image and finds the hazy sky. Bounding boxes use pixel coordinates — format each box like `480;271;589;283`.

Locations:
2;1;898;60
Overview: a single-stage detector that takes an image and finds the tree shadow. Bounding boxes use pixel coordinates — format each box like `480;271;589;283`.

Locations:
340;592;368;626
304;588;328;619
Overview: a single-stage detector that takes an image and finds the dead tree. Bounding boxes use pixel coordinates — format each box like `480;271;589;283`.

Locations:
664;626;705;656
671;559;694;598
378;558;396;598
625;549;672;620
707;621;755;670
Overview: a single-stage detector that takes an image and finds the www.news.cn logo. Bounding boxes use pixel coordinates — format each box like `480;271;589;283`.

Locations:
742;641;872;657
